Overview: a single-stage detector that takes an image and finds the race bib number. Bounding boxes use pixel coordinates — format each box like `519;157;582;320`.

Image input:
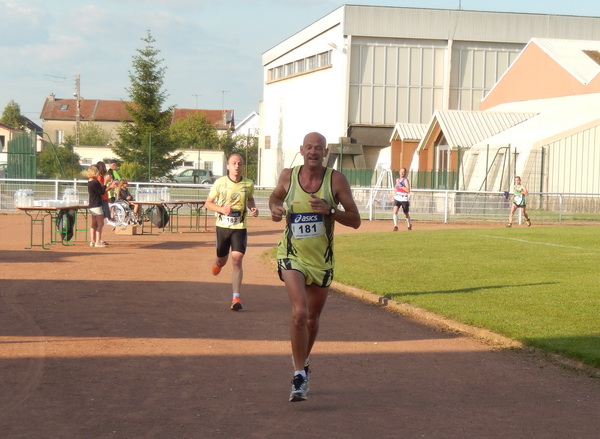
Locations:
290;213;324;239
513;195;524;206
222;210;241;225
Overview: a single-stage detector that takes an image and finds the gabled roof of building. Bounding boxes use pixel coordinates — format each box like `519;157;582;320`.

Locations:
234;111;259;136
40;95;133;122
0;122;19;132
171;108;234;130
481;93;600;147
40;95;234;129
530;38;600;85
390;123;428;142
419;110;538;151
23;117;43;134
0;118;42;134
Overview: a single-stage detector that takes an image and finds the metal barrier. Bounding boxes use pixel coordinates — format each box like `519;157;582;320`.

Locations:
3;178;600;224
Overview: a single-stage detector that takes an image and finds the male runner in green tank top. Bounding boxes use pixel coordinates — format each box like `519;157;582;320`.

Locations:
269;132;361;402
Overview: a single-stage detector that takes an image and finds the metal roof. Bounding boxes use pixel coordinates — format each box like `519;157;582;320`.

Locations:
531;38;600;85
431;110;538;149
390;123;428;142
481;93;600;147
263;6;600;65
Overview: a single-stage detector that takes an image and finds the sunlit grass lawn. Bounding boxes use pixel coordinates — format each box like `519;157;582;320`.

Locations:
334;225;600;368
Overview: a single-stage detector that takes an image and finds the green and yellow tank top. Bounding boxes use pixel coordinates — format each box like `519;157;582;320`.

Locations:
209;175;255;229
512;184;525;206
276;166;336;269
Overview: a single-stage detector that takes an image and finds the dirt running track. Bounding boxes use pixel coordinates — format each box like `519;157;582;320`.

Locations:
1;212;599;439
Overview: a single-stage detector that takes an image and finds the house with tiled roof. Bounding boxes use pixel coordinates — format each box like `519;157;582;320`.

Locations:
40;95;234;171
171;108;234;132
40;94;235;145
40;94;132;145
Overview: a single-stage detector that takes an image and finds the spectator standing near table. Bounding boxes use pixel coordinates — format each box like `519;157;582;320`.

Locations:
107;160;121;204
87;165;116;248
392;167;412;231
205;154;258;311
96;161;116;227
269;131;361;402
507;176;532;227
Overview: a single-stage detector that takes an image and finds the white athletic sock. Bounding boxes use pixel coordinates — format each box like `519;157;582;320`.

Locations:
393;214;398;227
294;370;307;379
233;292;240;299
406;216;411;226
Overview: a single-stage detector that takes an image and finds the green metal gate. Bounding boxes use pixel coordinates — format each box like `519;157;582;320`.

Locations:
7;132;37;179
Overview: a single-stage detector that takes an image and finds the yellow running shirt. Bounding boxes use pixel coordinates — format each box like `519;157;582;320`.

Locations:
276;166;336;270
209;175;255;229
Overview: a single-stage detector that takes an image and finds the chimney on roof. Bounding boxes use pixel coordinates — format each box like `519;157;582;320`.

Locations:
48;93;56;102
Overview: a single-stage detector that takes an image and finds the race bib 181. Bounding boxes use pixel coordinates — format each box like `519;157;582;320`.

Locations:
290;212;324;239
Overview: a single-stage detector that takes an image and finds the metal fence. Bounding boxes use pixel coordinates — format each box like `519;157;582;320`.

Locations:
2;178;600;224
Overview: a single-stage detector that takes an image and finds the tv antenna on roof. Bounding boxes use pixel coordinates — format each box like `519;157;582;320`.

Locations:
43;74;67;93
219;90;229;110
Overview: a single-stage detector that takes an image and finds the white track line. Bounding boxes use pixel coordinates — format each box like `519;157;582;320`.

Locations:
478;234;600;252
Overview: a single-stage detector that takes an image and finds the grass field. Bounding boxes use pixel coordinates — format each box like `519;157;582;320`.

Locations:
334;225;600;368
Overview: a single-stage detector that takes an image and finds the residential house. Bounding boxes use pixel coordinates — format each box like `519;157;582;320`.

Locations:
40;94;233;172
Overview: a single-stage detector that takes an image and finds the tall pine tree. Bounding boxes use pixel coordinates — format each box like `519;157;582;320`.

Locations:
113;30;182;180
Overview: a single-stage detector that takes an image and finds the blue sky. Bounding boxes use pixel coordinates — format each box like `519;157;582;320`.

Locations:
2;0;600;126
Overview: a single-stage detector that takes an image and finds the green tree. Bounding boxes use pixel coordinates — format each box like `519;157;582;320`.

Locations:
169;112;220;149
217;131;258;181
78;120;113;146
38;143;82;179
1;100;26;130
118;161;145;181
113;30;182;181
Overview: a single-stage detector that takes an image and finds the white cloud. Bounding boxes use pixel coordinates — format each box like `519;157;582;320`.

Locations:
0;1;48;45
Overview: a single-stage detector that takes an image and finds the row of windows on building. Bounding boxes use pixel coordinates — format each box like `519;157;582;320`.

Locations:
267;50;332;82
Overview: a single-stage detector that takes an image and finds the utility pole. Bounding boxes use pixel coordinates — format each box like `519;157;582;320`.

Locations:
74;74;81;148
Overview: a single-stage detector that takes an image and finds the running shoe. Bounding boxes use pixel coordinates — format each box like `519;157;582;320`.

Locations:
506;223;512;228
95;242;107;248
230;297;242;311
290;357;311;386
289;374;308;402
526;219;532;227
304;361;311;388
408;224;412;230
393;226;398;232
212;264;221;276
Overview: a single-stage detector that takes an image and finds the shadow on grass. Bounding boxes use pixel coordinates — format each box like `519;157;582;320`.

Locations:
389;282;558;297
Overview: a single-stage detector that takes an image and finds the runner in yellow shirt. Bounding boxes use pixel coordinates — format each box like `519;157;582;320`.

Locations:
205;154;258;310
